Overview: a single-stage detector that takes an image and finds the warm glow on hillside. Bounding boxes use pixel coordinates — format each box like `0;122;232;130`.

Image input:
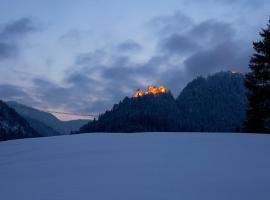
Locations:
134;85;168;97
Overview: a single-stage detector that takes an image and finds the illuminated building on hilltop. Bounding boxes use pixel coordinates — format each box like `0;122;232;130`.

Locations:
134;85;168;97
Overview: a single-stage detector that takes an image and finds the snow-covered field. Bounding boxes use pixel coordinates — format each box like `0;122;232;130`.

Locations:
1;133;270;200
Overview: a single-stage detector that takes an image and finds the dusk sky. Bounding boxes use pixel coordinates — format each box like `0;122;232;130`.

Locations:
0;0;269;120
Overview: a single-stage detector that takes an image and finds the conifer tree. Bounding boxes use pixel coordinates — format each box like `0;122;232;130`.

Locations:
244;19;270;133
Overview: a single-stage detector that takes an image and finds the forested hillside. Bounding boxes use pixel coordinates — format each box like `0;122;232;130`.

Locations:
176;71;247;132
80;92;180;132
0;100;40;141
79;71;247;133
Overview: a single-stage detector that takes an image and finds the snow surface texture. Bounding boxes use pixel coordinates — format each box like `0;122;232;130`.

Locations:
0;133;270;200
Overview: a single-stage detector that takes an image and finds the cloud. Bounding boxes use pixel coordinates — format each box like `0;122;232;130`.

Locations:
153;11;250;78
0;18;37;41
0;42;17;60
33;78;74;108
0;10;258;116
21;48;166;114
25;16;252;114
189;20;235;46
0;84;27;98
75;49;107;67
0;18;37;60
181;20;251;76
61;53;161;113
0;84;37;106
184;41;238;76
148;10;193;35
150;12;253;94
31;74;113;114
117;40;142;52
66;72;99;88
59;29;92;47
159;34;198;55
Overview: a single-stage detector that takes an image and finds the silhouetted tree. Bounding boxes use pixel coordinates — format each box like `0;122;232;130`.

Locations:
244;19;270;133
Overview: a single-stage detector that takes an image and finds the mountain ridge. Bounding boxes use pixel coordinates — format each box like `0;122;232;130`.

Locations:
79;71;247;133
0;100;40;141
176;71;247;132
7;101;89;135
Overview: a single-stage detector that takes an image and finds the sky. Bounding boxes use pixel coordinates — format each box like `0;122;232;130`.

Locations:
0;0;269;120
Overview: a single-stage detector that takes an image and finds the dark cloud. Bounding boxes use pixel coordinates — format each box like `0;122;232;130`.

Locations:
189;20;235;45
157;17;235;55
0;84;37;106
29;50;166;113
99;54;162;88
182;20;250;76
154;13;254;96
65;54;160;112
75;49;107;67
0;18;37;60
33;78;74;108
0;42;17;60
184;41;237;76
31;74;112;114
0;84;27;98
0;18;36;41
117;40;142;52
154;12;249;78
66;73;99;88
159;34;198;55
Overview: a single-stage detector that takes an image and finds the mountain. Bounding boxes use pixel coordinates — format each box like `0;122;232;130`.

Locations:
80;92;181;133
79;71;247;133
25;117;60;136
7;101;89;135
0;100;40;141
63;119;91;134
176;71;247;132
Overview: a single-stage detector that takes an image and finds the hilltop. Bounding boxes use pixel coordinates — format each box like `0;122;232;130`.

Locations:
79;71;247;133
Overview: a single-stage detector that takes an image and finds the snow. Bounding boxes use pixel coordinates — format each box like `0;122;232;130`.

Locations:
0;133;270;200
